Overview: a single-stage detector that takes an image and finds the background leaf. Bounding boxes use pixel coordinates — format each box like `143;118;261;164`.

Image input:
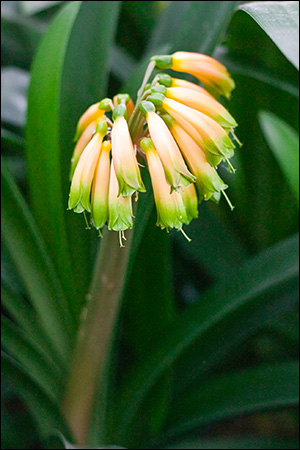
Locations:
239;1;299;69
259;110;299;201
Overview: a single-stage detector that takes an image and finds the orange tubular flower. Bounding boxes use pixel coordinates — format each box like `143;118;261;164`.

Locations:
140;101;195;191
91;141;111;232
165;87;237;129
70;120;98;179
151;51;235;99
148;95;235;165
74;102;105;141
108;163;134;236
140;138;197;230
68;121;108;213
111;104;145;197
164;116;228;201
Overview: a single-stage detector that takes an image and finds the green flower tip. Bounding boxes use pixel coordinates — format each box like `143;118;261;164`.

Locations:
139;101;156;117
157;73;173;87
112;104;127;121
98;98;113;112
140;137;155;153
161;114;175;129
96;120;108;135
150;85;167;95
150;54;173;70
147;93;165;108
115;93;131;105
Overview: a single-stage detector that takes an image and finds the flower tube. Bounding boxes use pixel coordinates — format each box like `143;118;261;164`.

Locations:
140;101;195;191
68;121;108;213
91;140;111;232
111;104;145;197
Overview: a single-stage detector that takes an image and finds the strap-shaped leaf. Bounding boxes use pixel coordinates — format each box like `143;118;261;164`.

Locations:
161;361;299;443
2;316;63;402
1;159;74;361
239;1;299;69
113;234;299;438
1;280;64;368
259;111;299;201
1;351;68;438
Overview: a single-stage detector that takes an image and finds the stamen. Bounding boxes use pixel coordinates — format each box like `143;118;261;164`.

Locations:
98;229;103;238
221;189;235;211
180;228;192;242
225;157;236;174
119;231;125;248
231;128;243;147
121;230;127;241
83;211;91;229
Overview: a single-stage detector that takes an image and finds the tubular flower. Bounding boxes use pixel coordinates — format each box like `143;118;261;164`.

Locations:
74;102;105;141
140;101;195;191
91;141;111;232
68;51;238;243
140;138;197;231
164;116;228;201
165;87;237;129
111;104;145;197
149;94;235;165
70;120;98;179
68;120;108;213
151;51;235;99
108;163;133;235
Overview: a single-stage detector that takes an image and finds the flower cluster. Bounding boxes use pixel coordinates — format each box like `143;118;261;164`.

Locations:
68;51;239;244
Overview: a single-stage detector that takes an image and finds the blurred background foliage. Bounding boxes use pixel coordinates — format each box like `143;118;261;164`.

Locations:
1;1;299;449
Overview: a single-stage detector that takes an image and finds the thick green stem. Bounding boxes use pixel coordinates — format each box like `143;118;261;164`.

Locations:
62;228;133;445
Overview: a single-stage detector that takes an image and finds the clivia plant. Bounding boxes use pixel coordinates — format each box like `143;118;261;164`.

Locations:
2;1;299;449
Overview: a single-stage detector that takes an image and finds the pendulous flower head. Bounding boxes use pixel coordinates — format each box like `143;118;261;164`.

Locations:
68;50;239;244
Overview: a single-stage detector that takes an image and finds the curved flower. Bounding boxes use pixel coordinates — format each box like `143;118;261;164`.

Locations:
151;52;235;99
140;138;197;230
156;97;235;164
111;105;145;197
166;117;228;201
68;121;108;213
91;140;111;232
140;102;195;191
108;162;133;233
70;120;98;179
165;87;237;129
74;102;105;141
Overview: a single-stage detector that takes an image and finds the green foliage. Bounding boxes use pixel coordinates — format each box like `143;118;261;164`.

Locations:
1;1;299;449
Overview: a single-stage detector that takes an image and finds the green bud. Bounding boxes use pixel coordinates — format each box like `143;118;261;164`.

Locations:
98;98;113;111
150;55;173;70
157;73;173;87
147;93;165;108
112;104;127;121
139;101;156;117
161;114;175;129
150;85;167;95
115;93;131;105
140;137;155;153
96;120;108;135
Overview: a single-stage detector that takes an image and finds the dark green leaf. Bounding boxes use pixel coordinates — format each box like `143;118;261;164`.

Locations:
1;351;67;438
162;436;299;449
113;235;299;439
1;280;64;368
239;1;299;69
161;362;299;443
1;316;63;402
259;111;299;201
1;159;74;361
